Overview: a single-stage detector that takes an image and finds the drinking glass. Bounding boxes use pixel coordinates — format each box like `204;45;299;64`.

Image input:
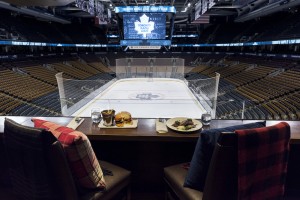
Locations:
101;109;115;126
201;112;212;126
91;108;101;123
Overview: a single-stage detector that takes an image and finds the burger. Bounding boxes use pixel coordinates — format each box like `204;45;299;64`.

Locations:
114;111;133;127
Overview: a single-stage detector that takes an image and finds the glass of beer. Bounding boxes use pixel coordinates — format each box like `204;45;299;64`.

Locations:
101;109;115;126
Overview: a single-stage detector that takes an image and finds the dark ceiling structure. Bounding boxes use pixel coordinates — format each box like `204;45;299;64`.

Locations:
0;0;300;24
0;0;300;49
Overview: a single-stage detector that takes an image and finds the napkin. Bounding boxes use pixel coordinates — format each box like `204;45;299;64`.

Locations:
67;117;84;130
156;119;168;133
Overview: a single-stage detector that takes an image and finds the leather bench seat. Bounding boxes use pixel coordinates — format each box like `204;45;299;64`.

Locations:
164;163;202;200
82;161;131;200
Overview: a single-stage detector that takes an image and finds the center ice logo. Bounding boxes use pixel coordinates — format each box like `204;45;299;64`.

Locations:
134;14;154;38
128;92;164;100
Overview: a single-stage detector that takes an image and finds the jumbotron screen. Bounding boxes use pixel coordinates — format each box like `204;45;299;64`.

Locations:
123;13;166;40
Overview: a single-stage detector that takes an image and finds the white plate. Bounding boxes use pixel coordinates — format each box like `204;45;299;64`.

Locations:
166;117;202;133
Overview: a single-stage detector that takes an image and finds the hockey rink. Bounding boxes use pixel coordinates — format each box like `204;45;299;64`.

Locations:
72;78;206;119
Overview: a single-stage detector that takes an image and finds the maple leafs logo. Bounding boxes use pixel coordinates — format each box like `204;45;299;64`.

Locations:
134;14;154;38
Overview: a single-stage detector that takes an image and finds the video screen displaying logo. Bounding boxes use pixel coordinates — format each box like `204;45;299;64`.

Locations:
123;13;166;40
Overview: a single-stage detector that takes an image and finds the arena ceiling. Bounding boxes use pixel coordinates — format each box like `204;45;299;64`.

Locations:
1;0;300;24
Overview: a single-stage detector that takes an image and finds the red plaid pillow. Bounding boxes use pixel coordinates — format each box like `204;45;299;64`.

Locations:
32;119;106;190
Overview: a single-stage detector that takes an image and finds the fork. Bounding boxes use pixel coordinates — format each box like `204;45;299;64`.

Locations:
75;117;82;123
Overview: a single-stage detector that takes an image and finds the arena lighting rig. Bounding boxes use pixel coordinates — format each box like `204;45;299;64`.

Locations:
75;0;112;24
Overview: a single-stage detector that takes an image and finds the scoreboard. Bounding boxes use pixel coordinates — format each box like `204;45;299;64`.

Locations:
123;13;166;40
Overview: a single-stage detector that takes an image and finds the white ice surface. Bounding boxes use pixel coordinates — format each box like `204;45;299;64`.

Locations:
72;78;206;119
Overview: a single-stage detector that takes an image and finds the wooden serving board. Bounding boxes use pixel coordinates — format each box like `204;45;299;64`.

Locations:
98;119;138;128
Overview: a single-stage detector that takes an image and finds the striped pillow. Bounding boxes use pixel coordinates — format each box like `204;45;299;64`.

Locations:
32;119;106;190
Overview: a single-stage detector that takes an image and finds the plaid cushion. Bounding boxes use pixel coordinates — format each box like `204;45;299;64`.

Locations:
184;121;266;191
235;122;290;200
32;119;106;190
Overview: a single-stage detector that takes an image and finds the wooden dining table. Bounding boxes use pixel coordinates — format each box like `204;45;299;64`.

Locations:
1;117;299;142
76;118;300;143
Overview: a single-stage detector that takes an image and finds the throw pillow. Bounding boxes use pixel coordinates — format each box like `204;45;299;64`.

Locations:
184;121;266;191
32;118;106;190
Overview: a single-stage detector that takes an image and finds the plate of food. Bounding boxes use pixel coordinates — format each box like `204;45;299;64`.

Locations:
166;117;202;133
98;111;138;128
